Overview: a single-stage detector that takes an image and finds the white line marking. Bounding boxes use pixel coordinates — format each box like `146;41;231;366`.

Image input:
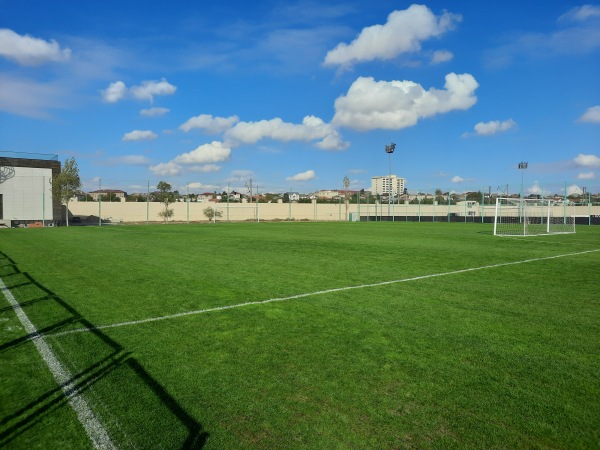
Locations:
49;248;600;337
0;277;116;450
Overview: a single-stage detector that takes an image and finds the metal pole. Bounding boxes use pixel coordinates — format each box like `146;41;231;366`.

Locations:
98;178;102;226
42;176;45;226
146;180;149;224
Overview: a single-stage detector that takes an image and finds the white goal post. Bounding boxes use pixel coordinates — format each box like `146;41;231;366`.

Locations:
494;198;576;236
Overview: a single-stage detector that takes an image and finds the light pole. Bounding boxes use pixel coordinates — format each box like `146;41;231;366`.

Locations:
518;162;528;199
518;161;527;222
385;143;396;220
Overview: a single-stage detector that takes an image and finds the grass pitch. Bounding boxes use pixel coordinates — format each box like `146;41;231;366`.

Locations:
1;222;599;449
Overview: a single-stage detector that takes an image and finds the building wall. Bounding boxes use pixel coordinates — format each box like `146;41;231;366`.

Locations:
371;176;405;196
0;161;58;225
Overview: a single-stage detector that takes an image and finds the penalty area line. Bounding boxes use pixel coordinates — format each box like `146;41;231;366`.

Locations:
48;248;600;338
0;276;116;450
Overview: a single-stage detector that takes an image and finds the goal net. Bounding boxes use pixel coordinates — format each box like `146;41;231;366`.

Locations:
494;198;576;236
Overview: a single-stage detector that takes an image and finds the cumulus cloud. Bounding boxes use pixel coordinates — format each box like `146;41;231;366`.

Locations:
122;130;157;141
225;115;349;150
574;153;600;167
566;184;583;196
0;28;71;66
140;107;170;117
528;182;543;195
578;105;600;123
101;78;176;103
149;162;181;176
323;5;461;68
286;170;316;181
173;141;231;164
179;114;240;133
451;176;464;183
430;50;454;64
332;73;478;131
101;81;127;103
472;118;516;136
576;171;595;179
130;78;176;102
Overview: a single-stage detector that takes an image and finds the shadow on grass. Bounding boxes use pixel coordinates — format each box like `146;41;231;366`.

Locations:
0;251;208;449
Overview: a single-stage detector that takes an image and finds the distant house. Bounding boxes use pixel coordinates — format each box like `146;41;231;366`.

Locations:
285;192;301;202
197;193;211;202
88;189;127;201
311;190;340;199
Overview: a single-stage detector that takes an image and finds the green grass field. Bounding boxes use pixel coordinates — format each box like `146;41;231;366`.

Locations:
1;222;599;449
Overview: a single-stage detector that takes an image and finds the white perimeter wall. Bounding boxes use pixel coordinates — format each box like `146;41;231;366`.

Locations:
0;167;54;221
68;200;600;223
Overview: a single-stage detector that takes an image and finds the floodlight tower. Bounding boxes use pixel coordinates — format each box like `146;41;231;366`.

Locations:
518;162;528;199
518;161;527;222
385;143;396;218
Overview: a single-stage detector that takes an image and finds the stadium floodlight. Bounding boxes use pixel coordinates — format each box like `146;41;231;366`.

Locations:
494;197;576;236
385;143;396;217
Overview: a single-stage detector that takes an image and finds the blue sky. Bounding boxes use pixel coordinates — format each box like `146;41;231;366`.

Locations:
1;0;599;196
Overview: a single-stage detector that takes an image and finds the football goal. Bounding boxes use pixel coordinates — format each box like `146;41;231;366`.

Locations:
494;198;576;236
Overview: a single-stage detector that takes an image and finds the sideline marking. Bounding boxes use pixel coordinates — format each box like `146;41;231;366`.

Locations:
0;277;116;450
49;248;600;337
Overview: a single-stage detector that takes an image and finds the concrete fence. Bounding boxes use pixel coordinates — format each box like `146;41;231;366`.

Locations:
67;200;600;225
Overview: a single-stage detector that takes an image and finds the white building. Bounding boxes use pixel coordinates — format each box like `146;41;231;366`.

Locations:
0;152;61;227
371;175;405;197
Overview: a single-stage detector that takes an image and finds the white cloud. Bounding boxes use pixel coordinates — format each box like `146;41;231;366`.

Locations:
179;114;240;133
286;170;316;181
451;175;464;183
122;130;157;141
528;182;543;195
566;184;583;196
559;5;600;22
473;118;516;136
184;181;220;192
173;141;231;164
101;78;176;103
104;155;151;165
0;74;67;118
333;73;478;131
576;171;595;179
0;28;71;66
578;105;600;123
323;5;461;68
225;115;349;150
130;78;176;103
149;162;181;176
140;107;170;117
101;81;127;103
574;153;600;167
430;50;454;64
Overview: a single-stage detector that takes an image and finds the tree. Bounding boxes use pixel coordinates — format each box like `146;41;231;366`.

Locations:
203;206;223;221
52;157;81;226
156;181;175;221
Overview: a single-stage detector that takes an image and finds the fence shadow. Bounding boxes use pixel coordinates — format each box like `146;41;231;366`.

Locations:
0;251;208;449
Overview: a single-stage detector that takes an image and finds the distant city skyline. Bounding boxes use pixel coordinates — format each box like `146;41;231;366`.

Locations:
1;1;599;197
